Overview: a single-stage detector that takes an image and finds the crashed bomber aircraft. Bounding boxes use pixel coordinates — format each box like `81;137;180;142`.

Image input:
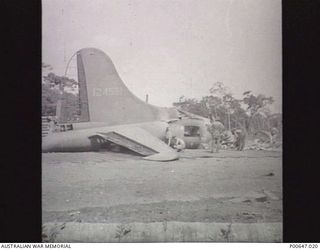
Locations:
42;48;211;161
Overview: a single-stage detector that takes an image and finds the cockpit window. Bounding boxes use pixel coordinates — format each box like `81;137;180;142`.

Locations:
184;126;200;137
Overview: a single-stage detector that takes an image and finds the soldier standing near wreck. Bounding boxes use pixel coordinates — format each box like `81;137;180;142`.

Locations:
48;117;57;134
233;128;246;151
207;116;225;153
165;127;173;146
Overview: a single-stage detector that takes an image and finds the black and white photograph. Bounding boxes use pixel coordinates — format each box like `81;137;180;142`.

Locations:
41;0;282;242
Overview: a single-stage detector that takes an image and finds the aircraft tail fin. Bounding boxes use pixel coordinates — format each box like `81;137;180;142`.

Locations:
77;48;178;124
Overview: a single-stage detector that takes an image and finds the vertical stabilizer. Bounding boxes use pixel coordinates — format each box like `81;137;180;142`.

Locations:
76;48;178;124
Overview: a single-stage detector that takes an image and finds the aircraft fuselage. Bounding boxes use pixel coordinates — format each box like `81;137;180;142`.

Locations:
42;121;168;152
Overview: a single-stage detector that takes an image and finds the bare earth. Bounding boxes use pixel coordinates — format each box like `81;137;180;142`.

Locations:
42;149;282;224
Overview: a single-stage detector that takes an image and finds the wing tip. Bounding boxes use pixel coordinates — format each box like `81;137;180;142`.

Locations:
143;152;179;162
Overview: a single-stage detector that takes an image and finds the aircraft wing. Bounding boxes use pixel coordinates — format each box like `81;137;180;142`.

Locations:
92;127;179;161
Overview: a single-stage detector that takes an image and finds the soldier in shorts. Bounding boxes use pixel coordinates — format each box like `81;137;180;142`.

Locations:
207;116;225;153
233;128;246;151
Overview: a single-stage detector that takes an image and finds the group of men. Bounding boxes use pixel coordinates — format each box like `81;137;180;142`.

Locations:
165;116;246;153
207;116;246;153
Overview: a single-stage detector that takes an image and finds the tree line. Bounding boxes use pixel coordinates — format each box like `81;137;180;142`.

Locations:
173;82;282;137
42;71;80;122
42;67;282;137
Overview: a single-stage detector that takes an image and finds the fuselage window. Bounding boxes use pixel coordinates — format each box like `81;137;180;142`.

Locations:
184;126;200;137
66;124;73;131
59;124;73;132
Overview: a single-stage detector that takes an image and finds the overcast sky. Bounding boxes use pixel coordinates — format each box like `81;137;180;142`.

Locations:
42;0;282;112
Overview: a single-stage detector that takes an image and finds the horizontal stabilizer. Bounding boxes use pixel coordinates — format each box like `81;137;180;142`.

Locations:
95;132;157;156
96;127;179;161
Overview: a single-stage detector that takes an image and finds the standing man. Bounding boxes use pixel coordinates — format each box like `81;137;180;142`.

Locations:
271;127;279;144
48;117;57;134
165;126;173;146
207;116;225;153
233;128;246;151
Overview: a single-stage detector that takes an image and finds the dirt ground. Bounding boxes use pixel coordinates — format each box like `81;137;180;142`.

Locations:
42;149;282;224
